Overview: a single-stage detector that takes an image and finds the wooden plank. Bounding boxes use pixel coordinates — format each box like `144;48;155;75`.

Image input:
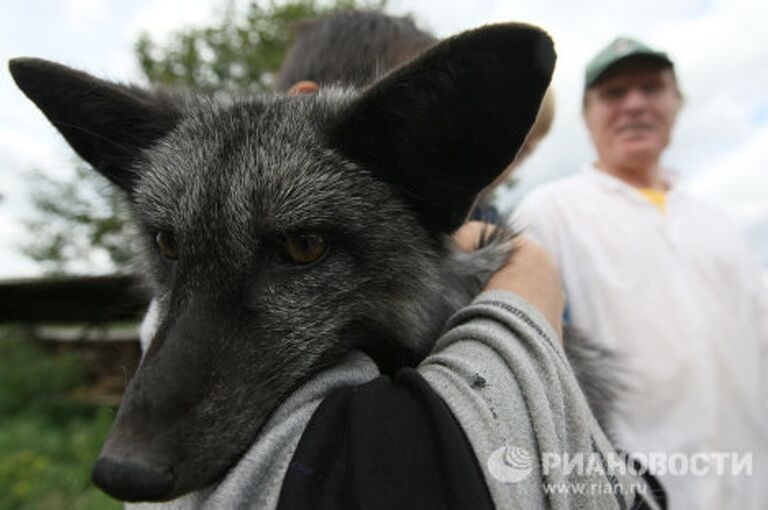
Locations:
33;324;140;343
0;274;150;323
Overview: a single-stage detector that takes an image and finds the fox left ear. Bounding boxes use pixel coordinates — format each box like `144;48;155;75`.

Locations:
329;23;555;233
9;58;181;192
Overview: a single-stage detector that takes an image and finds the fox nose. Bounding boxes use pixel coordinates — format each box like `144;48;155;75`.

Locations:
92;456;173;502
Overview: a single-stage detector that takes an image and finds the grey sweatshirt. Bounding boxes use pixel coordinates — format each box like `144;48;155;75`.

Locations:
129;290;658;509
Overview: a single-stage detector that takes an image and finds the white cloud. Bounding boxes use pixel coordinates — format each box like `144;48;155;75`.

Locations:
0;129;72;181
126;0;220;44
64;0;110;33
686;127;768;222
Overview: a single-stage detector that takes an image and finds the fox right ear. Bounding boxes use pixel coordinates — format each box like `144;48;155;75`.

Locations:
328;24;555;234
9;58;181;192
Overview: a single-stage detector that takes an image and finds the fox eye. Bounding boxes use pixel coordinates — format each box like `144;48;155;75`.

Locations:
278;233;328;265
155;231;178;260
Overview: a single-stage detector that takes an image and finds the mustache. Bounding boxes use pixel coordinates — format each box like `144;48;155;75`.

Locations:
615;122;656;133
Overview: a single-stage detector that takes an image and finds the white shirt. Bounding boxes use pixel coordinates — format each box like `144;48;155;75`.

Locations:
514;163;768;510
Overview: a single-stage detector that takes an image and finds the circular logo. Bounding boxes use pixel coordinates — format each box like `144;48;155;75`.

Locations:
487;445;534;483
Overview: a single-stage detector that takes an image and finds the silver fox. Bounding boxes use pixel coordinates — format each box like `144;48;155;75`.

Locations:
11;24;610;503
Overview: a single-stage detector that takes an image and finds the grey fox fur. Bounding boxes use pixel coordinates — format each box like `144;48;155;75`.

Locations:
11;23;617;503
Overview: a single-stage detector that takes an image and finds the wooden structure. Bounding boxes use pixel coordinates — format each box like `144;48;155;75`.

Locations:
0;274;149;322
0;274;151;404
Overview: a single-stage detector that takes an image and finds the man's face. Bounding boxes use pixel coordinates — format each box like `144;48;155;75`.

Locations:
583;60;681;171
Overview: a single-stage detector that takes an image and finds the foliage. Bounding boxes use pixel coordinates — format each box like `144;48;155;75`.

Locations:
0;328;120;510
137;0;385;91
23;0;384;273
0;330;85;417
22;165;135;275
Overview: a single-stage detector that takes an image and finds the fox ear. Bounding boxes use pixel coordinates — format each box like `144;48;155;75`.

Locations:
9;58;180;192
329;24;555;233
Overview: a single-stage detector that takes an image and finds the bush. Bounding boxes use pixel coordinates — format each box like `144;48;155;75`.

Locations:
0;329;120;510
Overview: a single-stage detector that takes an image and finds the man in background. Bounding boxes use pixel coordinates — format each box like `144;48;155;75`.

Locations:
515;37;767;508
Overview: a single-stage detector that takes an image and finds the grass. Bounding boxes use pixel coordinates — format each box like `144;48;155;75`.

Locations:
0;327;121;510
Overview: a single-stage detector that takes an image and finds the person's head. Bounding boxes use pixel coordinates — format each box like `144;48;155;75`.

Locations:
582;37;682;178
275;10;437;92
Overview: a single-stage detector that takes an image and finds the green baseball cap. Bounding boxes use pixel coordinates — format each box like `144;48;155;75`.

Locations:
585;37;673;89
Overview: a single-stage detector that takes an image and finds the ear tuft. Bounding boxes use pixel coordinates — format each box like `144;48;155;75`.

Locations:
9;58;181;192
329;23;556;233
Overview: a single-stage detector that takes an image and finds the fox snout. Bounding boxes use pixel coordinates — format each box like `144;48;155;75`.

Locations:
92;455;174;502
89;298;233;501
88;295;327;501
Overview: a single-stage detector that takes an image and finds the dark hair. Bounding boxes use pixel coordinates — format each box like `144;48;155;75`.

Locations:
275;10;437;91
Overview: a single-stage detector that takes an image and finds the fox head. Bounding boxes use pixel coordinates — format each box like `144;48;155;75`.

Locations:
10;24;554;502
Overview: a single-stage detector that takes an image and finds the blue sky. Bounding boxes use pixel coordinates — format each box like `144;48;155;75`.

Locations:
1;0;766;277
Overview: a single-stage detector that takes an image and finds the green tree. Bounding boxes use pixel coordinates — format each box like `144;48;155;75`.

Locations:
22;165;135;275
137;0;384;91
23;0;384;273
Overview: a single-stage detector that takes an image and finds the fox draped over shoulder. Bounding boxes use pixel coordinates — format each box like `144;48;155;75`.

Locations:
8;23;652;509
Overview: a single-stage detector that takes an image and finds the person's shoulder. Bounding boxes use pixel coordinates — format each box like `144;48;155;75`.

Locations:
523;171;587;202
514;170;588;222
674;191;743;235
676;191;726;215
673;191;763;268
